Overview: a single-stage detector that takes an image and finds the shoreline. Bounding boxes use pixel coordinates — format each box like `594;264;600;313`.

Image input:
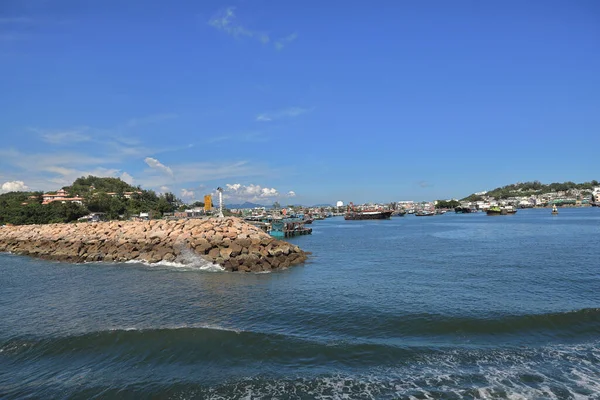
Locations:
0;217;307;272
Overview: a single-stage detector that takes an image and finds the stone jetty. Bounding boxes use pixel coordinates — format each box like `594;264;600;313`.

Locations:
0;218;308;272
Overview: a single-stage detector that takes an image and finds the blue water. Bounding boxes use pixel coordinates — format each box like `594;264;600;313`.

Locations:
1;208;599;399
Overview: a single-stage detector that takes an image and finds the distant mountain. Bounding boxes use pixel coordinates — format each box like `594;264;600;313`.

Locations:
312;203;332;207
226;201;267;209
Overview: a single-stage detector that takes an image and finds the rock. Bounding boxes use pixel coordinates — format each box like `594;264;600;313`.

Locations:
229;243;242;257
0;217;307;272
219;247;233;261
208;247;220;260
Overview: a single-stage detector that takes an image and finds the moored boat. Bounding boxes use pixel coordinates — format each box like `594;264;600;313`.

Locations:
551;205;559;215
270;218;312;238
415;210;435;217
486;206;504;215
454;206;475;213
486;206;517;215
503;205;517;214
344;210;393;220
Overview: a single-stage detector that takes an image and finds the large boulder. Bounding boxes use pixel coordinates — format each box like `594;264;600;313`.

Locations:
0;217;308;272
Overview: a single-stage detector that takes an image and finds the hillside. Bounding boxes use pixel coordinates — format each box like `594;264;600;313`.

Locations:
0;176;184;225
65;176;139;195
462;180;599;201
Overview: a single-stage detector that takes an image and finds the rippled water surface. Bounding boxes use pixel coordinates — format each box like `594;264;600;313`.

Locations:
1;208;600;399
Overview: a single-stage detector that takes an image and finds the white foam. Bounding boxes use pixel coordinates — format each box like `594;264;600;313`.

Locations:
123;259;224;272
196;342;600;400
105;323;242;334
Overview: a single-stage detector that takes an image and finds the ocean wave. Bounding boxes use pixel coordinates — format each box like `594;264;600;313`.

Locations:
279;308;600;342
2;341;598;399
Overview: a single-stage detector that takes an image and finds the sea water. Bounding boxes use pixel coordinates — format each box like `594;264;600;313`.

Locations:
1;208;599;399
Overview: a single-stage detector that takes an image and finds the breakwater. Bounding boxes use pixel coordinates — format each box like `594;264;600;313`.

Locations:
0;217;307;272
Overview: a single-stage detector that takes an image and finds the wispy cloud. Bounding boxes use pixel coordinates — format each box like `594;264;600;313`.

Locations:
34;127;92;144
0;16;34;45
180;188;195;199
208;7;269;44
120;172;134;185
275;33;298;50
208;7;298;50
256;107;312;122
133;160;268;192
1;114;274;195
144;157;174;177
0;17;33;24
126;113;178;128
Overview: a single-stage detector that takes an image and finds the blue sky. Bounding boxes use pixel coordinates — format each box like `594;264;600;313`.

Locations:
1;0;599;205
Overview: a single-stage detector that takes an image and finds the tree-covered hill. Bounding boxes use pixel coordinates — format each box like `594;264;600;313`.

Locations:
462;180;599;201
0;191;87;225
0;176;185;225
66;176;138;195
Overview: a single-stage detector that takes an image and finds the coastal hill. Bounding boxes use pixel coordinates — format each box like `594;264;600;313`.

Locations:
462;180;599;201
0;176;183;225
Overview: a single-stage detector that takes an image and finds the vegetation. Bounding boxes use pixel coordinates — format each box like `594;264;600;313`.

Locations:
462;180;599;201
0;191;88;225
0;176;185;225
67;176;136;195
435;199;460;209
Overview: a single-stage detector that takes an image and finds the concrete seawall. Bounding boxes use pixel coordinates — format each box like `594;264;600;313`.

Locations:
0;217;308;272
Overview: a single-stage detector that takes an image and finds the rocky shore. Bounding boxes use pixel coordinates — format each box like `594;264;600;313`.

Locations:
0;218;308;272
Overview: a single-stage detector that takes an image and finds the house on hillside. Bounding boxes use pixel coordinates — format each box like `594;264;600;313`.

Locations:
42;189;84;205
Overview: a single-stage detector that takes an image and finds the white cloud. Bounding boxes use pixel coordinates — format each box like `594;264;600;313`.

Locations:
261;187;278;197
0;147;138;192
255;114;272;122
1;180;29;193
160;186;170;193
35;127;92;144
181;188;195;198
275;33;298;50
209;7;269;44
287;190;296;197
120;172;134;185
223;183;282;202
44;167;122;189
255;107;311;122
144;157;173;177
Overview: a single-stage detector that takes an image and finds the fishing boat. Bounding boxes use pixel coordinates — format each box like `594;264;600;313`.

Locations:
415;210;435;217
270;218;312;238
454;206;475;214
551;204;559;215
503;205;517;214
486;206;517;215
486;206;504;215
392;210;407;217
344;210;393;220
